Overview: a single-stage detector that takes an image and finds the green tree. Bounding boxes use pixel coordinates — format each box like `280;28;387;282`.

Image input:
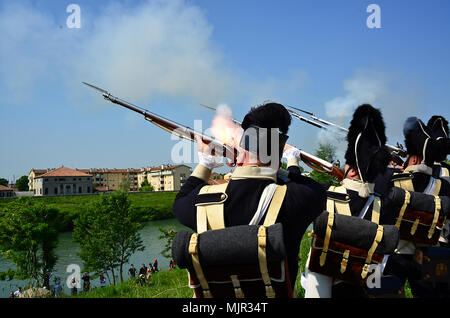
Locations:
158;227;177;259
139;179;154;192
0;197;60;288
73;191;145;285
15;175;29;191
0;178;8;186
309;142;340;185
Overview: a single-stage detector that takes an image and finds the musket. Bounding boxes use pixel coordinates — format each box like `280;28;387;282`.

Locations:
83;82;239;162
286;105;407;164
198;103;345;180
287;104;348;132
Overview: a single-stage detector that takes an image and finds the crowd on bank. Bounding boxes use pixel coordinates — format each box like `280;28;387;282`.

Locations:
8;257;177;297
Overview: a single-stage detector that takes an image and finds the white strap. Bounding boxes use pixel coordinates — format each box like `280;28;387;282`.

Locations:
358;195;375;219
423;177;437;195
249;183;277;226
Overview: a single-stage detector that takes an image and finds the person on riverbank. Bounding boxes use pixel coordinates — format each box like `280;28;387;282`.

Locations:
139;264;147;276
82;272;91;292
169;259;176;271
153;258;158;272
70;277;78;296
146;263;152;280
128;264;136;278
13;287;22;297
54;281;62;297
100;274;107;288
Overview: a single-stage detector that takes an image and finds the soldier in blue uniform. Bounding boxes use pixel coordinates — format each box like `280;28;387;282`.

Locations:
173;102;326;294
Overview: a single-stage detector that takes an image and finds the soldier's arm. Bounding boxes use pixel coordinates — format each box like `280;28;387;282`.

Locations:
173;164;211;230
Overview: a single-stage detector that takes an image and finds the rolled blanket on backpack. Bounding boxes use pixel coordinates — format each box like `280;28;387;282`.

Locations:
172;223;286;269
388;187;450;216
387;187;450;245
313;211;399;254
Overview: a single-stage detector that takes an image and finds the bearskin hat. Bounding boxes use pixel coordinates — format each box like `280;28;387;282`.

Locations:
426;115;450;162
403;116;441;168
345;104;391;197
427;115;449;139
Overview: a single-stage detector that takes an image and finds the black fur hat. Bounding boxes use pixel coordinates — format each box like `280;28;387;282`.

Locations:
427;115;449;139
426;115;450;162
345;104;391;197
403;116;439;168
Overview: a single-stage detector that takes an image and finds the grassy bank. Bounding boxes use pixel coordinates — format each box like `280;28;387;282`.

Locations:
71;268;192;298
0;192;177;231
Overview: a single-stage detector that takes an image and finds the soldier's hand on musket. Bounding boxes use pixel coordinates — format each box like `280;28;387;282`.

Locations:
194;135;224;170
282;144;302;161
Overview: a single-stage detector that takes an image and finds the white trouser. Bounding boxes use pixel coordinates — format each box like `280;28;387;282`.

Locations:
301;249;333;298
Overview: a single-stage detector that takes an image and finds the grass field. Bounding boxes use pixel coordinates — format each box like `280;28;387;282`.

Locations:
70;268;193;298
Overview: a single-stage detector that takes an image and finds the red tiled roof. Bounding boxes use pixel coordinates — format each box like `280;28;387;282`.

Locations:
148;165;188;172
0;185;14;191
36;167;92;178
80;169;140;174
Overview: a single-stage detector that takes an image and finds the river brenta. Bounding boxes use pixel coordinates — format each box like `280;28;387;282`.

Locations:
0;218;188;298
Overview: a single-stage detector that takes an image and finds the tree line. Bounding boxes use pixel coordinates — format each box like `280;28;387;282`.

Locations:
0;191;152;289
0;176;29;191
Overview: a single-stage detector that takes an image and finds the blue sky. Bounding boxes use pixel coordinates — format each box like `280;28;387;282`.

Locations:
1;0;449;181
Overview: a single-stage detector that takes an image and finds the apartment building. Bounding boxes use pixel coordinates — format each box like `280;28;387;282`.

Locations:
29;164;191;194
80;168;140;192
138;165;191;192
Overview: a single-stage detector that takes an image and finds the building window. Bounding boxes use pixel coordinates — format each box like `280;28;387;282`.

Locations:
54;188;58;195
73;178;76;181
45;188;48;195
79;187;82;194
87;186;90;193
40;189;42;195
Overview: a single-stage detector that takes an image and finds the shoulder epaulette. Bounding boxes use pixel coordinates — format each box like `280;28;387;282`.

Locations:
194;192;228;206
326;191;350;203
390;173;414;182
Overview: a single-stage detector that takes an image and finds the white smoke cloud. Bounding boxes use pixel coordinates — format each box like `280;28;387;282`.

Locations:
321;69;424;163
0;0;233;108
324;69;389;125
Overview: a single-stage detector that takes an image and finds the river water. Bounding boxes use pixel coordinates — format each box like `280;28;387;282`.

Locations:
0;218;189;298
